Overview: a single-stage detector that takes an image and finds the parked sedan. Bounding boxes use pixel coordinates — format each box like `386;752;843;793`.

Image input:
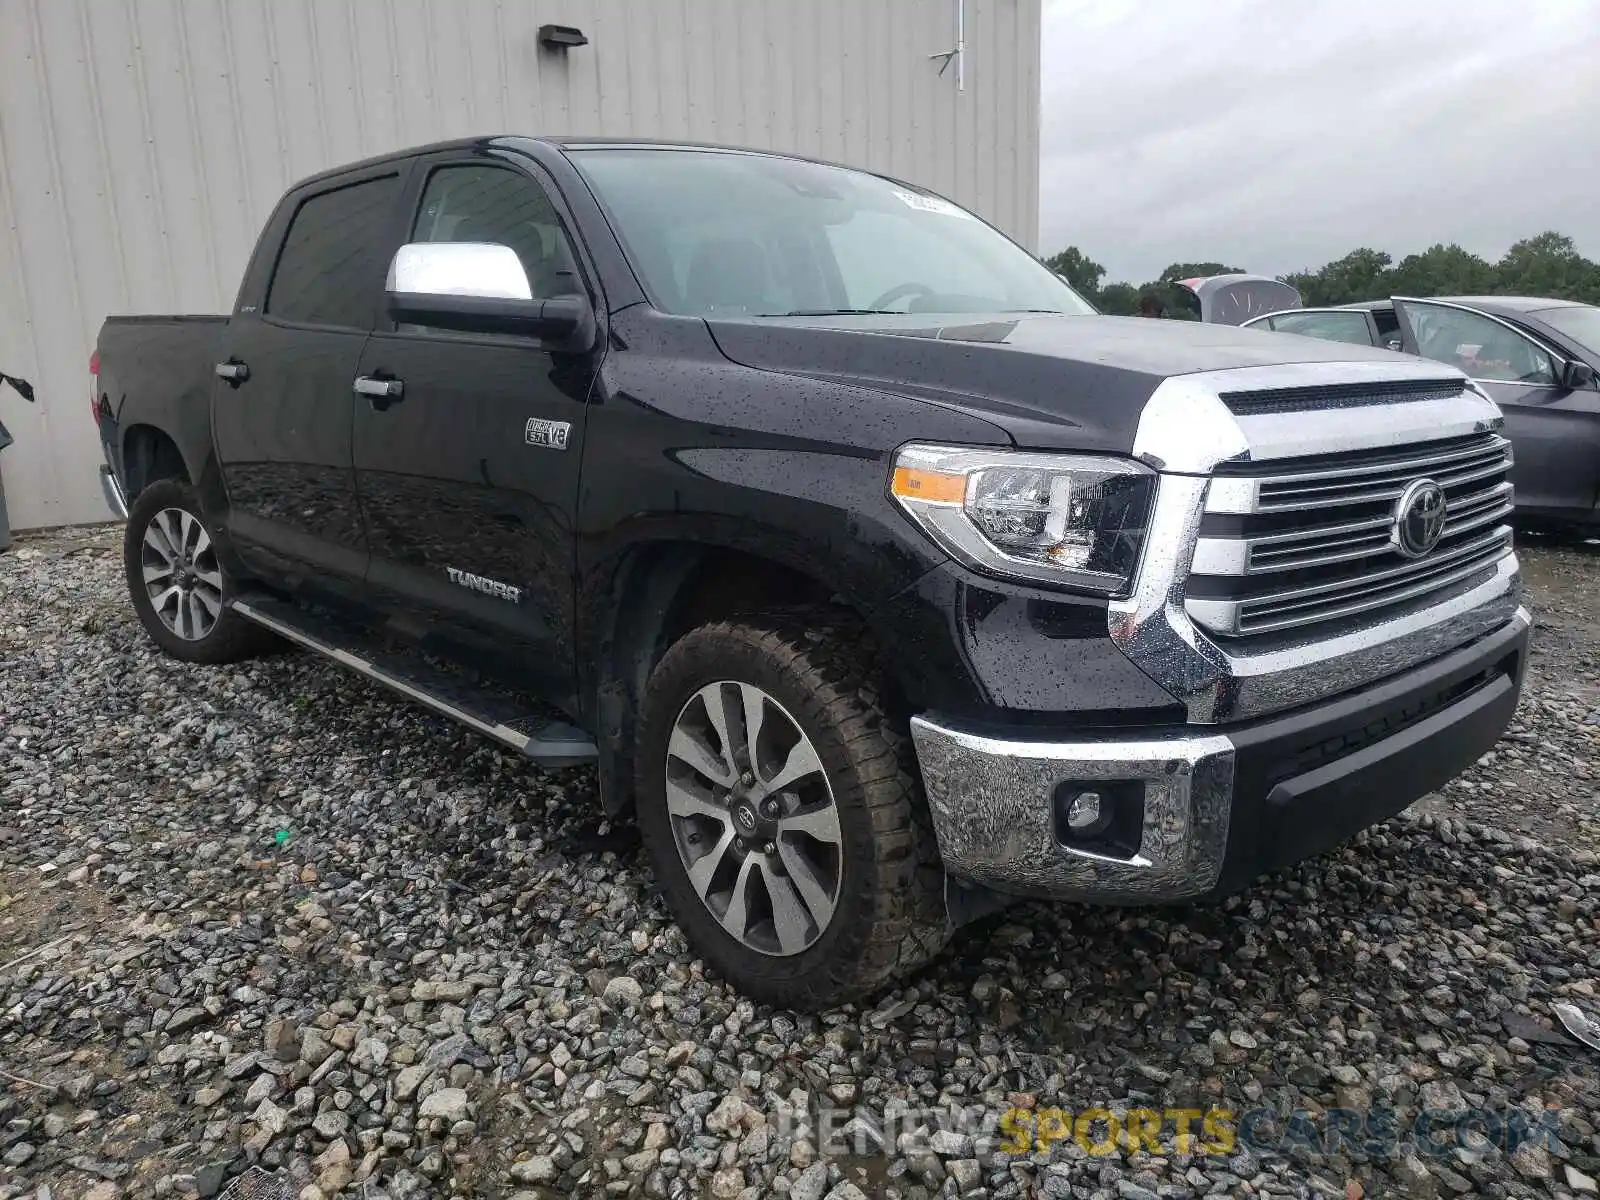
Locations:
1246;297;1600;534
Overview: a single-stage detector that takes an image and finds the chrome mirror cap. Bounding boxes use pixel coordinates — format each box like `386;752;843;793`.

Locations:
385;242;532;301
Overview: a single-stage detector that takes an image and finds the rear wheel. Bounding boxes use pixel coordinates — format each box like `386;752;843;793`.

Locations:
636;611;948;1008
124;479;277;663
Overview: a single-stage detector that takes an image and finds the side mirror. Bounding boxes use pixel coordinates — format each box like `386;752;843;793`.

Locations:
1562;360;1596;390
385;242;594;349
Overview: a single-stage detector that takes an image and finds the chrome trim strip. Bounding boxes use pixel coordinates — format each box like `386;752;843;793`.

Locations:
1244;434;1510;488
1248;532;1394;574
1212;525;1509;615
909;714;1235;902
1226;456;1510;514
1187;536;1513;637
1205;455;1506;514
1192;514;1389;576
99;464;129;521
1192;480;1513;578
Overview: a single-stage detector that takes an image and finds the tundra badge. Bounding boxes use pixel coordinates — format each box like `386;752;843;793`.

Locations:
446;567;522;604
525;418;572;450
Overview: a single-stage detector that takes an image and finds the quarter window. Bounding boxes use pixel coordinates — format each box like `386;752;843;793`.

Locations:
266;174;400;327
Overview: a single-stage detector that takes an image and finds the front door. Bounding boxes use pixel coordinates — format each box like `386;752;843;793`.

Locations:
1394;299;1600;523
212;167;406;589
351;153;600;705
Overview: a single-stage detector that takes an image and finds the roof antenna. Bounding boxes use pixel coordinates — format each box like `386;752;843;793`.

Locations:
929;0;966;92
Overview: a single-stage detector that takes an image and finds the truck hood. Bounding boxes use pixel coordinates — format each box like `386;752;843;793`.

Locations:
705;312;1412;454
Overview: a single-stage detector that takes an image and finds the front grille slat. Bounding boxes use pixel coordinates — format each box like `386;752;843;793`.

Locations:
1241;435;1510;490
1187;427;1514;640
1238;479;1514;575
1258;454;1510;511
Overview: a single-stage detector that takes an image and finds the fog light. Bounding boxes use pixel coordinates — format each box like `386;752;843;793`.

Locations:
1059;788;1114;838
1066;790;1104;831
1053;779;1144;857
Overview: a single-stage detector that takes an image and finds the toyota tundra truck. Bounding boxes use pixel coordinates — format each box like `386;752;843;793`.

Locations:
93;137;1529;1007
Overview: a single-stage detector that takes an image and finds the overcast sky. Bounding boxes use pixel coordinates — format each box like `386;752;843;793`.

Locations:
1039;0;1600;284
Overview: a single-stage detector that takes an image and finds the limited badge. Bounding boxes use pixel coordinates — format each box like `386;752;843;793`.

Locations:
525;418;572;450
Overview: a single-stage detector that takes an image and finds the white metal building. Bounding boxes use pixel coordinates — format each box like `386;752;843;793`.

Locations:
0;0;1041;531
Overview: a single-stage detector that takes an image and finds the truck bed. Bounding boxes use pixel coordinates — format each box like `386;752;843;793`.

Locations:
96;314;229;489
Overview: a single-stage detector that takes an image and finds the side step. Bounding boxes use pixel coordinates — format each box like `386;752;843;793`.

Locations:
230;596;598;767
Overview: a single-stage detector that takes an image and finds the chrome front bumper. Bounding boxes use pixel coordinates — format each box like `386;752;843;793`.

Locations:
911;717;1235;903
911;607;1531;904
99;464;128;520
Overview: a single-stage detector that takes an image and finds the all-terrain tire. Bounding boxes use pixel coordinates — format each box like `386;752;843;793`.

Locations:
124;478;278;664
635;609;949;1008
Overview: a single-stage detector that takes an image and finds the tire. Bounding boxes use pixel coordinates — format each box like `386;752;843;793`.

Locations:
123;478;277;664
635;610;949;1008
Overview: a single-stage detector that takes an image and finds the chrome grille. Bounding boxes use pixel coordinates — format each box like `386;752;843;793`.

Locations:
1187;432;1514;638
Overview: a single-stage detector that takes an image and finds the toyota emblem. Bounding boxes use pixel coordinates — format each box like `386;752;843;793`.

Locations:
1392;478;1448;558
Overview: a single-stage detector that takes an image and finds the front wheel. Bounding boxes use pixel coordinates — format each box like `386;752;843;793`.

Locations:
124;478;277;664
635;612;948;1008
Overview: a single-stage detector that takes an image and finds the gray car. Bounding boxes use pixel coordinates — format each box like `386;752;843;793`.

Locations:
1245;296;1600;535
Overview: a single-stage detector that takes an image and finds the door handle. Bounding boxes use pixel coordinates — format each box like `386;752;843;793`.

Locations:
353;375;405;410
214;360;250;383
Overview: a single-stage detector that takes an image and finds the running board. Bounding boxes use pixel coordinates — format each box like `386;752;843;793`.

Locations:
230;596;598;767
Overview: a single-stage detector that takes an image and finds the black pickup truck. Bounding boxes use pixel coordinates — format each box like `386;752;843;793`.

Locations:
95;136;1530;1007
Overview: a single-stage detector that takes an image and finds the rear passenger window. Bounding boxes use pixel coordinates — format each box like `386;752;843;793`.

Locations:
266;174;400;327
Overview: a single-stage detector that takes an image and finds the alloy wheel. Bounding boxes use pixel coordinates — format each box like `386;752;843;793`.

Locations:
141;507;223;641
664;680;843;956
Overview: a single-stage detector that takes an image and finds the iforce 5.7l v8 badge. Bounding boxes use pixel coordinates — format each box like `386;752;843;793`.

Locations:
525;418;572;450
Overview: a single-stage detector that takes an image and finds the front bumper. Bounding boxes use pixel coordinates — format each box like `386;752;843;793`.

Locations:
911;608;1530;904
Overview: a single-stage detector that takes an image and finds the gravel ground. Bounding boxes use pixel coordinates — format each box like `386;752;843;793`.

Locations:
1;525;1597;1200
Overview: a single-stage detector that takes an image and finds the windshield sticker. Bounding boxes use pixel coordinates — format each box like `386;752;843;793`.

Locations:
893;189;972;219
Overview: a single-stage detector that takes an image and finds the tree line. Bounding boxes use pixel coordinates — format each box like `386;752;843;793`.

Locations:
1044;232;1600;318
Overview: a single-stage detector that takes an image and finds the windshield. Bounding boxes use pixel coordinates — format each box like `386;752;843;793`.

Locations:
570;148;1094;319
1534;304;1600;356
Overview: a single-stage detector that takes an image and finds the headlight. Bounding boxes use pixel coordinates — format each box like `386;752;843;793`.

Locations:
889;444;1154;593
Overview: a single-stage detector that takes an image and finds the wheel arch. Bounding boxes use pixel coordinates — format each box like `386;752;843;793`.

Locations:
584;539;909;818
121;423;192;499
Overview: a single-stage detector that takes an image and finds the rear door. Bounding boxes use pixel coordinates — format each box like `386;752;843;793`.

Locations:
1393;298;1599;522
1245;308;1380;346
212;165;407;589
350;151;601;703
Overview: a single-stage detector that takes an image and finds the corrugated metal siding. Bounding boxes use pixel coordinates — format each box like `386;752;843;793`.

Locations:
0;0;1041;530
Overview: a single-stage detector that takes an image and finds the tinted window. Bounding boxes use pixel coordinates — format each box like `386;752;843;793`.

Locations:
1404;305;1557;385
1270;311;1377;346
411;165;581;300
266;174;399;327
570;148;1094;319
1535;304;1600;358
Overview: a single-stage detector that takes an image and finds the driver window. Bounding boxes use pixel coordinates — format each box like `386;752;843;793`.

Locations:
1407;306;1556;385
411;165;581;300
